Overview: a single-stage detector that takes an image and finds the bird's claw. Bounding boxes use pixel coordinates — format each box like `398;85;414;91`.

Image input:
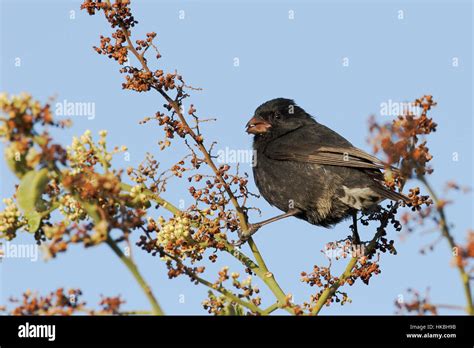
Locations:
231;223;261;247
231;238;247;247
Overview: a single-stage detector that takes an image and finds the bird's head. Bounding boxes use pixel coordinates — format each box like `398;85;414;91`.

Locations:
246;98;315;138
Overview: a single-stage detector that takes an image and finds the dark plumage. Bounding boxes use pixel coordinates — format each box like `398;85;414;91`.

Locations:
246;98;408;230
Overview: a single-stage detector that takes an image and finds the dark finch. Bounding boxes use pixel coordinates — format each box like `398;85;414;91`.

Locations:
238;98;409;245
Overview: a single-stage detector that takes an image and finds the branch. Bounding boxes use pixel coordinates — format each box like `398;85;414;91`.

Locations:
183;270;262;314
120;182;181;215
223;239;294;314
311;204;398;315
417;175;474;315
106;236;164;315
311;258;357;315
263;301;280;315
100;1;291;313
124;178;292;314
139;225;263;314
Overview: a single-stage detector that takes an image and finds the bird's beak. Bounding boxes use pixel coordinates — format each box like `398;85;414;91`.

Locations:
245;116;272;135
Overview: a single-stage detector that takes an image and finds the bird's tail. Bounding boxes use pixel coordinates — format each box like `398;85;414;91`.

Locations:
374;185;411;205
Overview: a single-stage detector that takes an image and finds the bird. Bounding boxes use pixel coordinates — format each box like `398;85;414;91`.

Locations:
237;98;409;245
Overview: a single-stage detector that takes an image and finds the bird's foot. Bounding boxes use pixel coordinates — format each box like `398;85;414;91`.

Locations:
351;233;361;246
231;223;262;247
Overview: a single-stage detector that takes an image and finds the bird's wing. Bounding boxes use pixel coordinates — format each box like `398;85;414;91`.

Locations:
265;123;399;173
265;126;409;203
264;123;409;203
270;145;396;172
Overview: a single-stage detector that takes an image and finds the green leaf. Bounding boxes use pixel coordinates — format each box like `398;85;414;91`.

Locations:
125;196;151;209
26;212;42;232
6;154;29;178
17;168;50;232
79;200;109;243
81;200;101;223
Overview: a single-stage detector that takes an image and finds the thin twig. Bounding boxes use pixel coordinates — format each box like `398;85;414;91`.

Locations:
106;236;164;315
418;175;474;315
311;204;398;315
104;3;291;314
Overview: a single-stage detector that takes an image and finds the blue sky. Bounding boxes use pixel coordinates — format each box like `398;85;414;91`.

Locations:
0;0;472;315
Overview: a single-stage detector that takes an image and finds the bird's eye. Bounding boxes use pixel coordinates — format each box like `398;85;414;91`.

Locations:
274;111;281;119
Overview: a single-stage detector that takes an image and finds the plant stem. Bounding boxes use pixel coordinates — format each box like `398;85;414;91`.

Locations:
247;238;291;312
120;310;153;315
123;183;291;313
106;236;164;315
222;239;293;314
418;175;474;315
148;236;264;314
191;274;262;314
311;204;397;315
103;2;289;315
312;257;358;315
120;182;181;215
263;302;280;315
